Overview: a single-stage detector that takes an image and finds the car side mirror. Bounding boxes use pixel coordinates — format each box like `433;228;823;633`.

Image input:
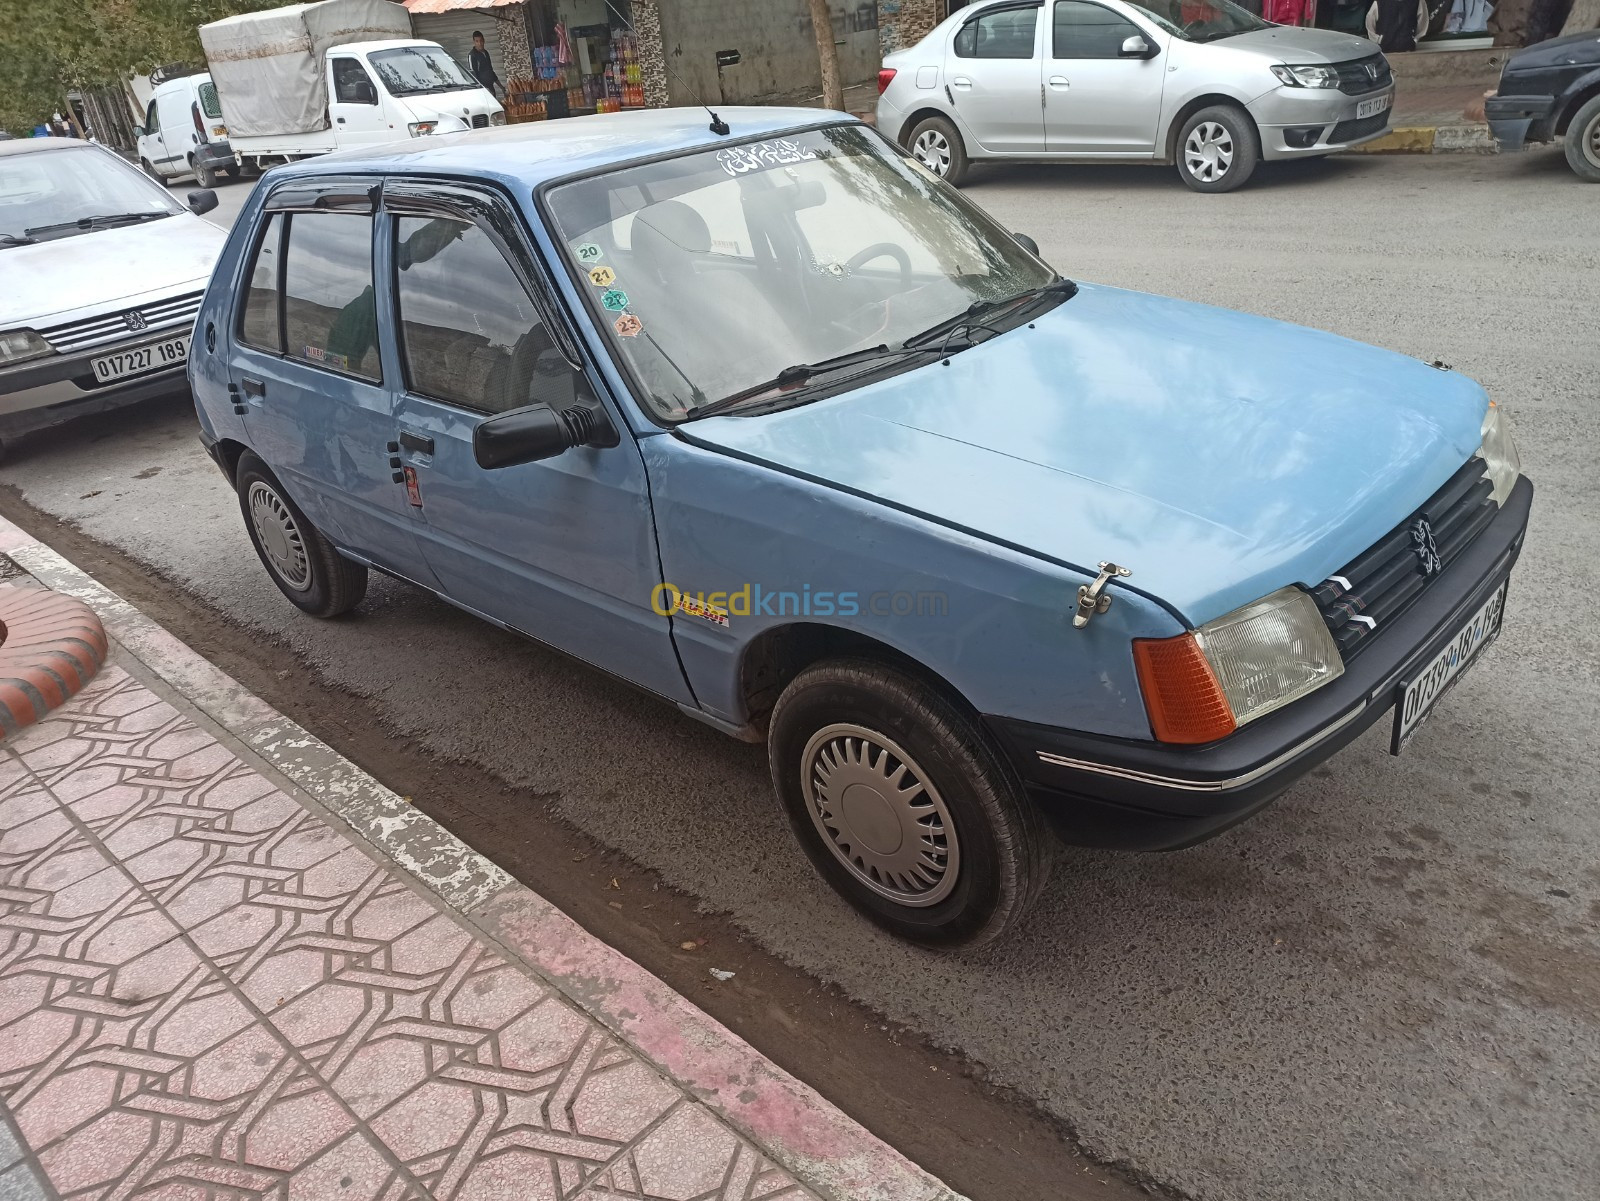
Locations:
187;188;218;215
1013;232;1040;256
1120;35;1158;59
133;125;145;137
474;403;616;470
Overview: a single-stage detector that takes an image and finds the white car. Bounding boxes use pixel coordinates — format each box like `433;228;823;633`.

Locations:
877;0;1396;192
137;71;238;189
0;139;227;461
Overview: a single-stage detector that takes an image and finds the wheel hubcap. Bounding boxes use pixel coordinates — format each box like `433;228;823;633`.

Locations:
801;724;959;907
1185;122;1234;182
247;482;312;592
1585;115;1600;169
913;130;951;176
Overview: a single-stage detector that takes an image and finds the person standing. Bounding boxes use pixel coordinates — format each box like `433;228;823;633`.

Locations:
469;31;501;98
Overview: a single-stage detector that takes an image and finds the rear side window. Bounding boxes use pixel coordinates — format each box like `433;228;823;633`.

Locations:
198;82;223;120
282;212;381;381
1053;1;1142;58
239;213;284;352
954;6;1040;58
394;216;572;415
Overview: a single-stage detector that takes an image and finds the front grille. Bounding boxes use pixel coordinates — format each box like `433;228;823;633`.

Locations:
471;113;489;129
1330;112;1390;143
1314;457;1498;659
1332;54;1392;95
40;290;203;355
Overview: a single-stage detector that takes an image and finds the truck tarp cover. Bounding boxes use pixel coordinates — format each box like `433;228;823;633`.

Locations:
200;0;413;137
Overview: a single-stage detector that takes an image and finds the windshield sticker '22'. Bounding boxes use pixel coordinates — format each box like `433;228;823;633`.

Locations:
716;138;818;177
600;289;630;312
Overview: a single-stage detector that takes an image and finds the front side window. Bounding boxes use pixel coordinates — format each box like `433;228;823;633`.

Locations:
1054;1;1144;57
239;213;284;352
144;99;160;133
281;212;381;381
368;46;477;96
331;58;376;104
395;216;576;415
953;5;1041;58
546;124;1060;421
1126;0;1268;42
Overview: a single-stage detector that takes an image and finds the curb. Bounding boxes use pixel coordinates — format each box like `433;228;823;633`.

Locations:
0;582;107;738
0;514;964;1201
1345;123;1498;155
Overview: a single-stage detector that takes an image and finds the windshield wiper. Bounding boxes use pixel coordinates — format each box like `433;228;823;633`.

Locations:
0;233;37;247
683;344;942;421
902;278;1077;349
24;212;169;237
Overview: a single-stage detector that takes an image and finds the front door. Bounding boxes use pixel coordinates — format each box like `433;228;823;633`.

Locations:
381;195;691;704
139;98;177;177
230;191;437;585
945;2;1045;154
327;58;392;147
1044;1;1166;155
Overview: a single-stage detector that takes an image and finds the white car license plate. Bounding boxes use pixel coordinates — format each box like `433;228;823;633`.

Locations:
1391;580;1508;754
91;335;188;384
1357;94;1392;120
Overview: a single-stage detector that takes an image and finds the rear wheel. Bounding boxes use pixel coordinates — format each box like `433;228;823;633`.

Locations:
1564;93;1600;182
768;658;1051;949
907;115;970;186
1176;105;1259;193
235;454;367;618
195;159;219;189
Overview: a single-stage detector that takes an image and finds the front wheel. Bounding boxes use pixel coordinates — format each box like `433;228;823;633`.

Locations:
1176;105;1259;193
768;658;1051;949
140;158;165;185
235;454;367;618
1564;93;1600;182
906;115;970;186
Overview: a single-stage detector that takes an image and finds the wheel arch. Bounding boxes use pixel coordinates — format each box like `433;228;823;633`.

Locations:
214;437;251;483
1555;73;1600;136
898;105;965;151
1162;92;1261;164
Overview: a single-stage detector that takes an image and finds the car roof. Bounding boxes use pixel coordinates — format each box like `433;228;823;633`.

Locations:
0;137;93;157
275;106;858;191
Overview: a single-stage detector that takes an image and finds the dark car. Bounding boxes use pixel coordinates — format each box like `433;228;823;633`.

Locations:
1485;29;1600;180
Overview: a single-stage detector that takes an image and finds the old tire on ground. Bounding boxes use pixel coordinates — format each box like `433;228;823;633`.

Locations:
768;657;1052;949
1564;93;1600;182
907;115;971;186
235;453;367;618
1176;104;1259;193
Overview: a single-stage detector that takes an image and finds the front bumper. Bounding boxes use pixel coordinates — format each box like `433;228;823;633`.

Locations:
986;476;1534;851
0;335;192;436
1249;84;1397;159
1484;95;1556;150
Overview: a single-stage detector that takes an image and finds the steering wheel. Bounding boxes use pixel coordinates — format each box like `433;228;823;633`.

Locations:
845;242;914;286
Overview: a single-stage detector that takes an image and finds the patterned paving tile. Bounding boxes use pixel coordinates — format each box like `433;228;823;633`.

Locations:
0;668;820;1200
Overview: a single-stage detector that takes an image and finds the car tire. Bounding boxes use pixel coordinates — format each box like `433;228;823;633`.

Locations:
195;160;219;189
139;158;165;185
1564;93;1600;182
235;454;367;618
768;657;1052;949
1176;105;1259;193
907;115;970;186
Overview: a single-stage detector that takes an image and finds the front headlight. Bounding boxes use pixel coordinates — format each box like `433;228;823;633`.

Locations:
489;110;506;127
1134;588;1343;744
1271;63;1342;89
408;121;437;137
1478;401;1520;507
0;329;52;366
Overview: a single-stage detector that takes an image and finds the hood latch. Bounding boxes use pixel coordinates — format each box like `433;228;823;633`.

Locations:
1074;562;1132;630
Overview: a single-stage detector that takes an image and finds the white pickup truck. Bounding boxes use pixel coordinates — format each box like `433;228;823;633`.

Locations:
200;0;503;174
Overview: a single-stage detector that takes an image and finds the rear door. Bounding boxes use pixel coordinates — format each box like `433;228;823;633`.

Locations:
1044;1;1166;155
945;2;1046;154
229;181;437;585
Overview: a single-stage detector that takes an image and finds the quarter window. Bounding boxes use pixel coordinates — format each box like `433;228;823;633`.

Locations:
1053;1;1144;58
395;216;575;415
954;6;1040;59
239;213;284;353
282;211;381;381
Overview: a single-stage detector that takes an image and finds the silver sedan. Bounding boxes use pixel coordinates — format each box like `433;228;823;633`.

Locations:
877;0;1396;192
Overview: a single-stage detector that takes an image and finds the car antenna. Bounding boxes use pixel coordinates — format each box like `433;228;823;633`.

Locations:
599;0;732;136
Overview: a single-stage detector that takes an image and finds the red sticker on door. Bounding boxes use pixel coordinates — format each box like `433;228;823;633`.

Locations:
403;466;423;507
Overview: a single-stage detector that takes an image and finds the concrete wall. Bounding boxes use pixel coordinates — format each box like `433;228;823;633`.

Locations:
657;0;881;107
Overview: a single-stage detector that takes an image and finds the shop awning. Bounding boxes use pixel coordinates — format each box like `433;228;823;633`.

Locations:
402;0;522;14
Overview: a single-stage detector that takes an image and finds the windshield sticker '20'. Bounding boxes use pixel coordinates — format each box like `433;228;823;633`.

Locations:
716;138;818;177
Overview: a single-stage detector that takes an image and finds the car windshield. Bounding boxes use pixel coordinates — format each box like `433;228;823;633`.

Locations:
0;145;182;244
368;46;478;96
546;124;1061;420
1127;0;1270;42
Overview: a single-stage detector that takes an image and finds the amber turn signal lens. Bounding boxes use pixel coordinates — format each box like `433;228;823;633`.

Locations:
1133;634;1237;745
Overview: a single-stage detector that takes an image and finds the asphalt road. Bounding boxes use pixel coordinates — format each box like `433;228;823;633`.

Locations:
7;148;1599;1201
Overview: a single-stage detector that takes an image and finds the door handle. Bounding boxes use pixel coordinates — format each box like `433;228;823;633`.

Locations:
951;76;973;90
337;116;346;124
1049;76;1070;89
240;376;266;398
398;431;434;455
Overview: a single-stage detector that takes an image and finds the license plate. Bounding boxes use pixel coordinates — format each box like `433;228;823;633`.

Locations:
1391;581;1508;754
91;335;188;384
1357;94;1392;120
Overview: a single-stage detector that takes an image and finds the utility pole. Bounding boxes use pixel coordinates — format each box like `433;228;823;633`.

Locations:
807;0;843;111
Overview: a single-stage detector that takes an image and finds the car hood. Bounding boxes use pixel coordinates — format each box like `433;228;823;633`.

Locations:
682;283;1489;626
1504;29;1600;72
1211;26;1381;65
0;212;225;327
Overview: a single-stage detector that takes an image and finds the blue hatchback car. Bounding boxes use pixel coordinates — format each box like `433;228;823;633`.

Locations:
190;108;1532;947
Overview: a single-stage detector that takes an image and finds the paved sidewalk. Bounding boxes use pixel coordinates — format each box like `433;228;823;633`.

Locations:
0;524;961;1200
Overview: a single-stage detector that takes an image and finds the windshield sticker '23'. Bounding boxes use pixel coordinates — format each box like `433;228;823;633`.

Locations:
716;138;818;178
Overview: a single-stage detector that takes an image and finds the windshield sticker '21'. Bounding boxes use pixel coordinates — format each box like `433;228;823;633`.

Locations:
716;138;818;177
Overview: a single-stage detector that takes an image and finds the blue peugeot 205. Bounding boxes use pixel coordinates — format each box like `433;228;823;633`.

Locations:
190;108;1531;948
